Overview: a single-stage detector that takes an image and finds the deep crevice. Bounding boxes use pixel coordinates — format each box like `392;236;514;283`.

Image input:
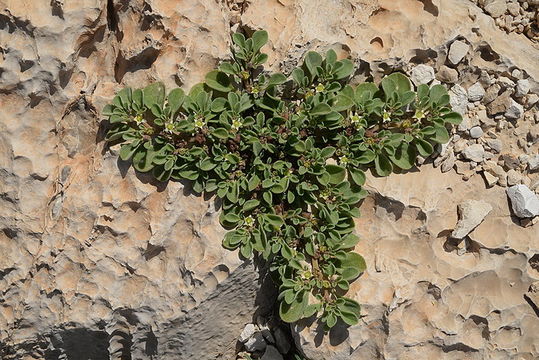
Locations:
107;0;119;33
418;0;439;17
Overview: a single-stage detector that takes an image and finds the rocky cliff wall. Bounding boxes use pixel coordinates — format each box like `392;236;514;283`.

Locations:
0;1;538;359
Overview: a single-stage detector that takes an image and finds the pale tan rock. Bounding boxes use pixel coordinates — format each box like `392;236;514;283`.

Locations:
451;200;493;239
2;0;539;359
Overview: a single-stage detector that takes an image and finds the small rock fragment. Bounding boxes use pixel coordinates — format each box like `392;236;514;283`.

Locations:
482;171;499;187
244;332;267;352
449;84;469;115
528;128;539;144
486;138;503;153
502;154;520;170
485;160;508;186
239;324;257;343
483;84;501;104
484;0;508;17
507;2;520;16
504;99;524;119
448;40;469;65
462;144;485;162
527;94;539;107
451;199;493;239
458;115;479;132
497;76;515;89
528;155;539;171
506;184;539;218
506;169;522;186
410;64;435;85
441;152;456;173
515;79;530;97
486;90;512;116
467;83;485;102
436;65;459;83
527;282;539;308
479;70;493;86
469;126;484;138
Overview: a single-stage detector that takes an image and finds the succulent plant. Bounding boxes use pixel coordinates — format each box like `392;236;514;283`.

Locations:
103;29;461;330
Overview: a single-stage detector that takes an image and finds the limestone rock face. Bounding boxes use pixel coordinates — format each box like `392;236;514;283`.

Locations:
1;0;539;359
0;1;272;359
294;167;539;360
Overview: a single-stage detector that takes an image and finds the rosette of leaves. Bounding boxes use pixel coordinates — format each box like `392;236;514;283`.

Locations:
103;29;461;330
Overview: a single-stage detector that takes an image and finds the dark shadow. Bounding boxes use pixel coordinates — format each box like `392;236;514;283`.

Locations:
114;48;161;83
294;315;350;351
418;0;439;16
50;0;64;19
524;294;539;318
143;243;166;261
409;48;438;64
96;119;110;148
46;328;110;360
19;59;34;72
476;42;500;63
505;192;525;227
441;342;479;353
144;329;158;357
374;193;405;221
134;171;168;192
252;258;279;321
529;254;539;273
117;157;132;178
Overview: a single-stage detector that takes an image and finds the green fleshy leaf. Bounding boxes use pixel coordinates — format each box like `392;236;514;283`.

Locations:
326;164;346;184
279;291;308;323
443;111;463;125
388;142;416;170
415;138;434;157
168;88;185;115
348;167;366;186
334;59;354;79
205;70;234;93
143;82;165;109
311;103;332;116
252;30;268;52
374;153;393;177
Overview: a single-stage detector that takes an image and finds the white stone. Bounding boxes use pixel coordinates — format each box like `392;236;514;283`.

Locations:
462;144;485;162
410;64;435;85
507;169;522;186
469;126;484;138
467;82;485;102
485;0;508;18
527;94;539;107
239;323;257;343
448;40;470;65
504;99;523;119
528;155;539;171
515;79;530;97
244;332;267;352
449;84;469;115
451;200;493;239
486;138;503;153
261;345;284;360
482;171;499;187
506;184;539;218
441;152;456;173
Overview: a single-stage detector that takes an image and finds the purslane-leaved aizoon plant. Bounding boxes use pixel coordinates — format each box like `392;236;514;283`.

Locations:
103;30;462;329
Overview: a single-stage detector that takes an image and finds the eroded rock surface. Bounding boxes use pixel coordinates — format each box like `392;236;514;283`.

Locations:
1;0;538;360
